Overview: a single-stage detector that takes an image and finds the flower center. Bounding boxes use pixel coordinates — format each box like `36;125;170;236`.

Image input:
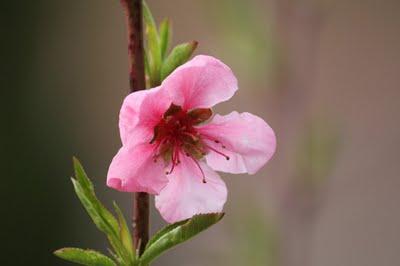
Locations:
150;103;229;182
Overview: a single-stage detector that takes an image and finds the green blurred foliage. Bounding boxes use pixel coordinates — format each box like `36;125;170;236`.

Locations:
295;117;341;191
209;0;282;88
229;206;279;266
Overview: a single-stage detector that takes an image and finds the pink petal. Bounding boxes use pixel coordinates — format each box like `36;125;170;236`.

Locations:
119;90;149;146
197;111;276;175
119;86;171;146
155;155;227;223
162;55;238;110
107;144;168;194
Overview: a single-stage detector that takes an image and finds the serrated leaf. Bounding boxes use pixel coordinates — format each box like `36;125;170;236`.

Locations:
160;41;198;81
54;248;116;266
71;179;119;240
73;157;93;192
145;220;187;250
71;159;133;264
113;202;134;262
159;18;171;59
71;180;122;258
139;213;224;264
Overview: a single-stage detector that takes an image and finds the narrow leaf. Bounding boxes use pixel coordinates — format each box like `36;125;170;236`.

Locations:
145;220;187;249
143;1;157;30
113;202;135;262
54;248;116;266
71;179;119;238
160;41;198;81
73;157;93;192
140;213;224;264
71;179;124;259
144;52;151;88
159;18;171;59
71;159;132;263
146;25;162;86
143;0;161;86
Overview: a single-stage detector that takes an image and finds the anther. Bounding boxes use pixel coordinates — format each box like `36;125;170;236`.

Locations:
188;155;207;184
205;144;230;161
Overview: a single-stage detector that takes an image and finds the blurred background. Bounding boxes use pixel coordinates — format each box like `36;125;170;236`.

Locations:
2;0;399;265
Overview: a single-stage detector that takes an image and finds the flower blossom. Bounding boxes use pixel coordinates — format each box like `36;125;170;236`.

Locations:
107;55;276;223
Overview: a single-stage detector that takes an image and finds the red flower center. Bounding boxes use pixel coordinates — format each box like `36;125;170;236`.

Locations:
150;103;229;182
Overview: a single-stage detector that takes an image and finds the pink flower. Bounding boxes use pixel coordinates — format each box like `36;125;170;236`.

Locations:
107;55;276;223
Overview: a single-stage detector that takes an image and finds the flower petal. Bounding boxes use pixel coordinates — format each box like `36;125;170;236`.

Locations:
155;155;227;223
119;90;150;146
137;85;172;130
162;55;238;110
107;144;168;194
119;86;171;146
197;111;276;174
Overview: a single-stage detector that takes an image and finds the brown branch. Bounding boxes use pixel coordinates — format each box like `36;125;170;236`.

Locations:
121;0;146;92
120;0;149;256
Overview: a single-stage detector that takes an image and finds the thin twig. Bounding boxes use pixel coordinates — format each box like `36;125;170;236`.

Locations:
120;0;149;256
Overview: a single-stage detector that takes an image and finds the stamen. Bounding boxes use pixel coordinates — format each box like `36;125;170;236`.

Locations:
166;142;180;175
205;144;230;160
199;135;230;160
166;161;175;175
151;138;166;163
176;148;181;164
189;156;207;183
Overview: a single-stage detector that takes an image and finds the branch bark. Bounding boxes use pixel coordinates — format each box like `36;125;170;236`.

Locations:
120;0;149;256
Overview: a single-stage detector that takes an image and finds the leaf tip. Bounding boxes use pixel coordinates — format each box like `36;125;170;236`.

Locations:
53;248;67;258
162;17;171;25
72;156;80;166
190;40;199;50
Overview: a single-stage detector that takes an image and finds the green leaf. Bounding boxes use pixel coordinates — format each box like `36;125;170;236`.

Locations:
143;1;157;30
144;52;151;88
113;202;135;261
71;159;133;264
71;180;122;259
160;41;198;81
54;248;116;266
159;18;171;59
140;213;224;265
70;179;119;241
145;220;187;250
73;156;93;192
143;1;161;87
146;26;161;86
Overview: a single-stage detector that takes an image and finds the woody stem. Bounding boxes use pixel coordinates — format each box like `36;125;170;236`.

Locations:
120;0;149;256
